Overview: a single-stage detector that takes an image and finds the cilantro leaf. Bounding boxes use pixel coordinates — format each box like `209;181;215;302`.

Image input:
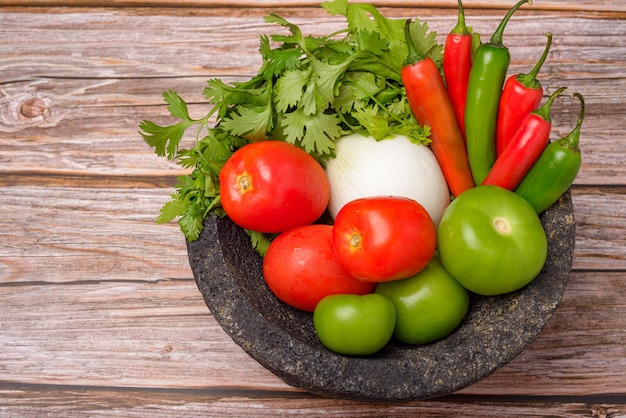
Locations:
310;58;354;110
275;68;310;112
141;0;444;249
195;132;235;175
264;13;302;44
352;105;391;140
220;104;274;141
157;185;191;225
356;30;389;56
139;90;197;158
409;19;443;66
350;72;385;101
281;107;341;156
259;36;303;77
246;230;273;257
204;77;268;118
163;89;192;121
177;202;205;242
325;0;404;46
300;78;322;115
139;119;193;159
157;172;207;241
204;78;238;105
321;0;348;15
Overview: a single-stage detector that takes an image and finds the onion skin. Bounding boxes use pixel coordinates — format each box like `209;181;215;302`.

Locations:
325;134;450;225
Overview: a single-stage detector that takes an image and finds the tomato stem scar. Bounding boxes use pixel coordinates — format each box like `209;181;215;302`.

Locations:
237;173;253;193
493;217;511;234
349;232;362;249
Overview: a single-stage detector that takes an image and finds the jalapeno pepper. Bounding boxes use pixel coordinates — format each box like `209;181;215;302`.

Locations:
496;32;553;157
482;86;566;190
515;93;584;213
465;0;532;185
443;0;472;138
402;20;475;197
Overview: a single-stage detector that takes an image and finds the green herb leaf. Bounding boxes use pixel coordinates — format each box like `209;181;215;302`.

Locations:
264;13;303;44
321;0;348;16
311;58;355;110
275;68;310;112
281;107;341;155
220;105;274;141
246;230;273;257
139;119;192;159
163;90;192;121
259;36;303;77
409;19;443;66
141;0;444;249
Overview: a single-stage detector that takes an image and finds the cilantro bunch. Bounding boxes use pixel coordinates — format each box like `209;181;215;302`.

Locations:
140;0;443;243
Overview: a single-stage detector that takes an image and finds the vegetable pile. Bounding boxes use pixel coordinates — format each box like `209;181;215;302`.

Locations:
141;0;584;356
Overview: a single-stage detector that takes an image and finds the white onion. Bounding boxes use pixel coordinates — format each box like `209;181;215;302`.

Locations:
325;133;450;225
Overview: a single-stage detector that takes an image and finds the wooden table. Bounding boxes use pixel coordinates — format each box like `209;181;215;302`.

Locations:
1;1;625;415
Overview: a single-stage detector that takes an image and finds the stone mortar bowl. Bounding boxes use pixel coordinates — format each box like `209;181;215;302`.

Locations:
187;190;575;402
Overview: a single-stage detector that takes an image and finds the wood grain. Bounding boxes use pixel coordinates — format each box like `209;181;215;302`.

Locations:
1;2;625;415
2;0;626;14
0;385;624;417
2;9;625;186
0;270;624;399
0;186;624;281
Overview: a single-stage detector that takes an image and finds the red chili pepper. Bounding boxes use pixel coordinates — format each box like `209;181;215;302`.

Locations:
443;0;472;138
482;87;566;190
402;20;475;197
496;32;553;157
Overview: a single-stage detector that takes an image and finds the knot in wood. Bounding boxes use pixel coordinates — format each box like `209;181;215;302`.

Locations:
20;97;47;119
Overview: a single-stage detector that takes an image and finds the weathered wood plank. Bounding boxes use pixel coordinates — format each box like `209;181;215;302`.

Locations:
2;9;625;82
1;0;626;14
0;187;190;283
0;386;625;417
0;279;284;390
571;186;626;271
0;186;623;284
0;270;624;395
1;75;623;186
1;10;625;186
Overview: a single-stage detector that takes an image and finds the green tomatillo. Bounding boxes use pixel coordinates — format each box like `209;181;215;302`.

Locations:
375;258;470;345
437;185;548;296
313;293;396;356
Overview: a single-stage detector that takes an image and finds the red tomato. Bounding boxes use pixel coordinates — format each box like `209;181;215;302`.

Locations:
219;141;330;233
263;224;375;312
333;196;437;283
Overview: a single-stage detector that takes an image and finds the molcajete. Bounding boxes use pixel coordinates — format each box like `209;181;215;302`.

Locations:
187;190;575;402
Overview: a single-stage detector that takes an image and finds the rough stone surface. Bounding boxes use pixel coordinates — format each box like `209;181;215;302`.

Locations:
187;191;575;403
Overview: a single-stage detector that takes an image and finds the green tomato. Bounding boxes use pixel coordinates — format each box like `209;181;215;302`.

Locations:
437;185;548;296
375;259;469;345
313;293;395;356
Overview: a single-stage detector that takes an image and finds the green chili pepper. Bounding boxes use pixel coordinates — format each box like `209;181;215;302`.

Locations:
465;0;532;185
515;93;584;213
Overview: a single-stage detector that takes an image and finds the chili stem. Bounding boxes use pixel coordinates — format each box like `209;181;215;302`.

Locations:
490;0;532;46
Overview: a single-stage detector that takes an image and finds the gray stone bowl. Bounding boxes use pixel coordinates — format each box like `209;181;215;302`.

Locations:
187;190;575;402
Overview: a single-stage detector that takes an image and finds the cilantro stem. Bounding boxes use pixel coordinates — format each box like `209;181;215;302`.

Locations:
335;110;361;132
204;194;221;217
350;55;402;82
142;5;443;246
193;116;214;169
326;28;349;39
345;81;405;125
